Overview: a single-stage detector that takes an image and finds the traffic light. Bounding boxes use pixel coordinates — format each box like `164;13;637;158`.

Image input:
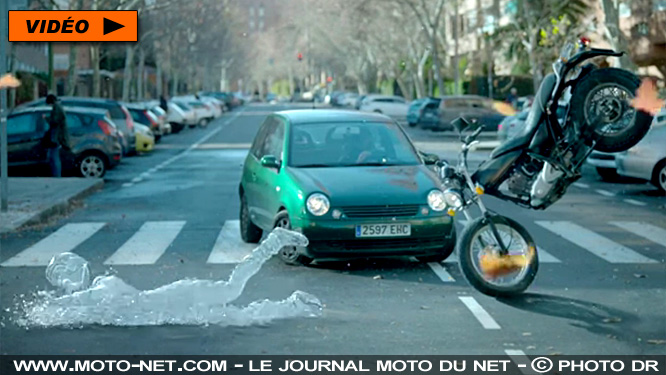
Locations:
297;52;303;62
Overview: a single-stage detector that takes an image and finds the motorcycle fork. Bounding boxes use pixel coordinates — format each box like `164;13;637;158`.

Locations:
465;197;510;256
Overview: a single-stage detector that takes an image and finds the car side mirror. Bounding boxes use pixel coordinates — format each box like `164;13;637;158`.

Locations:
260;155;281;170
420;151;440;165
452;117;470;133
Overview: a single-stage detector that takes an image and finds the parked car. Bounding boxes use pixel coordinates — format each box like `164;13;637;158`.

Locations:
134;123;155;153
354;94;367;110
125;103;162;141
173;97;214;127
7;106;122;178
199;91;233;111
20;97;136;156
407;97;441;128
587;151;619;180
198;96;225;118
358;95;409;121
339;93;360;107
497;108;529;141
147;105;170;135
434;95;505;132
239;109;456;265
168;102;196;131
615;109;666;193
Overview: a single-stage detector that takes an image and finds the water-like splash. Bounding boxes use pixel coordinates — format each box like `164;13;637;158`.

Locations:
15;228;322;327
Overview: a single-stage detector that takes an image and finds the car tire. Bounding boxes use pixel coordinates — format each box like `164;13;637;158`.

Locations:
373;110;383;114
273;210;312;266
408;121;417;128
240;194;262;243
596;167;619;181
416;232;456;263
652;160;666;194
199;118;209;128
77;151;108;178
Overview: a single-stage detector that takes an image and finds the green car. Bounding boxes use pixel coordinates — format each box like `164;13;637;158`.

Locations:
239;110;456;265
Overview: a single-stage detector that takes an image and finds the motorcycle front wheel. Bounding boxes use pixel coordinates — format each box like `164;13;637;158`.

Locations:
570;68;653;153
458;216;538;297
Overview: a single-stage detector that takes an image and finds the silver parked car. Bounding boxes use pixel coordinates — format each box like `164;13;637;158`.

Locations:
615;110;666;193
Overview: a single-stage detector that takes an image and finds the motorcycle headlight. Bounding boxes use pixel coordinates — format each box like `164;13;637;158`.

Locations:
443;189;464;209
306;193;330;216
427;190;446;212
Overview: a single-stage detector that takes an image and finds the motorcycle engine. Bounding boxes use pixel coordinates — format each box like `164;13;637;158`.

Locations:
507;157;542;197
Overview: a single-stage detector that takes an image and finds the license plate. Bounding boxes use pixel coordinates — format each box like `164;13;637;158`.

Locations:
356;224;411;238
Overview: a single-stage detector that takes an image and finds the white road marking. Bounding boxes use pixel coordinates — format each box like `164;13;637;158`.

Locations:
122;182;134;188
427;262;456;282
505;350;538;375
610;221;666;247
104;221;186;265
623;199;647;207
459;296;501;330
131;177;143;183
573;182;590;189
595;189;615;197
535;221;657;264
1;223;106;267
207;220;257;264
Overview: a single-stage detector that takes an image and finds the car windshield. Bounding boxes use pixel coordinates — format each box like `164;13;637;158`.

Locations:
289;122;421;167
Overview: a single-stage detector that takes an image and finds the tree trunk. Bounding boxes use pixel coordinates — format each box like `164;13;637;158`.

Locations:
66;44;77;96
453;0;461;95
527;33;541;94
137;48;145;100
395;74;411;101
431;36;446;97
601;0;637;70
122;44;135;102
416;50;430;98
91;44;101;97
156;58;163;98
171;69;178;97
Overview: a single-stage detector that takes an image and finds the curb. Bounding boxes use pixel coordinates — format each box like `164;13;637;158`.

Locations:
2;179;104;233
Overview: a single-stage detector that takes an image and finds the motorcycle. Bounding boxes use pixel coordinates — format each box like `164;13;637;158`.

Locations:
438;39;654;297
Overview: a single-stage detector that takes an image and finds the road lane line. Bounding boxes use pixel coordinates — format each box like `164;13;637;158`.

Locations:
207;220;256;264
505;350;538;375
623;199;647;206
104;221;186;265
459;296;501;330
595;189;615;197
573;182;590;189
427;262;456;282
535;221;657;263
610;221;666;247
2;223;106;267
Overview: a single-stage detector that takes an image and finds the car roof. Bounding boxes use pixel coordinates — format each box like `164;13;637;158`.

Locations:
365;94;404;100
275;110;394;125
10;105;109;116
440;95;490;101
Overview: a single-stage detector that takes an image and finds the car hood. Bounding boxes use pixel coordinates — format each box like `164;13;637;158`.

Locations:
285;165;441;206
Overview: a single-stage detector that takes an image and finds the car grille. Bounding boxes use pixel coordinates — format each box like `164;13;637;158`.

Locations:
318;237;444;251
341;205;420;218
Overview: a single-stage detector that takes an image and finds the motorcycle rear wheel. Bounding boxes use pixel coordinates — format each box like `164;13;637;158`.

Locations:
458;216;538;297
570;68;653;153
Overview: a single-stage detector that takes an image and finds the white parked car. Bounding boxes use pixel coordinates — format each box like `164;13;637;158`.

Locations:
174;96;215;127
167;102;196;133
339;93;360;107
359;95;409;121
615;109;666;193
199;96;225;117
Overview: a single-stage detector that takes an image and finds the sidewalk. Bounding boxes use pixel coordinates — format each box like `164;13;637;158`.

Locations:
0;178;103;234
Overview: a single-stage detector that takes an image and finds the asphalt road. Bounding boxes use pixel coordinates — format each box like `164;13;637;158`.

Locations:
1;103;664;356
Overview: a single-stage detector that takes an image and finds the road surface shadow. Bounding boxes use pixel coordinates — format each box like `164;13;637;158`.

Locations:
496;293;642;341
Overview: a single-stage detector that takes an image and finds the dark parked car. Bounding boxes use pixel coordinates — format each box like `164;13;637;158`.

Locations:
239;110;456;266
125;103;162;141
21;97;136;155
407;97;441;128
430;95;505;132
7;106;122;178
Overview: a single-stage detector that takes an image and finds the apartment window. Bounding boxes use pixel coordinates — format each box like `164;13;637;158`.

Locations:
259;5;265;17
654;0;666;11
467;11;477;30
249;6;255;17
249;20;255;31
259;20;264;31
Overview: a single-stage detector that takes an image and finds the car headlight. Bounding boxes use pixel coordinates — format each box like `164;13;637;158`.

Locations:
306;193;330;216
443;189;464;209
427;190;446;212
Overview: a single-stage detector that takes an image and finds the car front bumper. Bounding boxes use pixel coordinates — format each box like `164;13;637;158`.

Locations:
616;152;654;181
291;215;456;259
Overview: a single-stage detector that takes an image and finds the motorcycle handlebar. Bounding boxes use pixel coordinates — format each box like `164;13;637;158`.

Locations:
464;125;485;144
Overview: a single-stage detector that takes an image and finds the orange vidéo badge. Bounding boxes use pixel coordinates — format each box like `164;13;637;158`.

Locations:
8;10;138;42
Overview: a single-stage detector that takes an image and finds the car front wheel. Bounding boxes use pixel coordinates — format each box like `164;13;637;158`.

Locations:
274;210;312;266
240;194;262;243
653;161;666;194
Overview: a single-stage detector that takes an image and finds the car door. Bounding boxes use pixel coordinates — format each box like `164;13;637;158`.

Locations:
243;118;273;229
254;117;286;228
7;113;45;166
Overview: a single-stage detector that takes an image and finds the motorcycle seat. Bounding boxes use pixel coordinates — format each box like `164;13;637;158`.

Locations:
491;74;557;158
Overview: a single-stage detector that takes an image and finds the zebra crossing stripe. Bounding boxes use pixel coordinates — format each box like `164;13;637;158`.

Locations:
207;220;256;264
609;221;666;247
427;262;456;282
104;221;186;265
1;223;106;267
535;221;657;264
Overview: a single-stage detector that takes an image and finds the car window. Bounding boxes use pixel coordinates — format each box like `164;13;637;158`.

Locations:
65;113;85;130
261;119;285;161
7;114;37;135
250;117;274;158
289;121;420;167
